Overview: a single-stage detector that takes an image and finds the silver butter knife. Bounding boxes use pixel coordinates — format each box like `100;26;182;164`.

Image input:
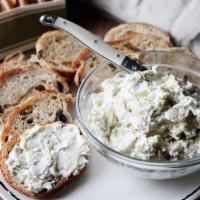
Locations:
39;15;147;73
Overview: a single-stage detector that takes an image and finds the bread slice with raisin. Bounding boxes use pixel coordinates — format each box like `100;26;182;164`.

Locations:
36;30;85;76
0;67;69;113
1;112;89;197
1;91;74;147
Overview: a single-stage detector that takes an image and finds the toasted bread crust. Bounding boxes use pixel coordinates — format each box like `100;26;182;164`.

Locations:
0;52;29;73
0;66;69;93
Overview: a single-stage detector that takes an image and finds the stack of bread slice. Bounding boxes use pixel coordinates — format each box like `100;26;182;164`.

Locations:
0;31;90;197
0;0;56;13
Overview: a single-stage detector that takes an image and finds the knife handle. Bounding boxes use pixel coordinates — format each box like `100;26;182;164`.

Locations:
40;15;147;72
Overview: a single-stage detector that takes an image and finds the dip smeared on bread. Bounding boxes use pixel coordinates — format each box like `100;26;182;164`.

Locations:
5;122;89;193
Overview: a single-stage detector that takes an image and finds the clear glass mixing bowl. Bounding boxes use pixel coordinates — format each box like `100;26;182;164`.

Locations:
76;51;200;179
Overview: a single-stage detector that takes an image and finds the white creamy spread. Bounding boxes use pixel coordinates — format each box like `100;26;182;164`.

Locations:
88;67;200;161
5;122;89;193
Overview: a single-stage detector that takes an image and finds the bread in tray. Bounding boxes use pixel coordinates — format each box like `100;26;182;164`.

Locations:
0;91;89;197
104;22;172;44
36;30;85;76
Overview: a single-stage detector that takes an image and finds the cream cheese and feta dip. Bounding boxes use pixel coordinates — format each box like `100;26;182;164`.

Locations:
88;67;200;161
5;122;89;193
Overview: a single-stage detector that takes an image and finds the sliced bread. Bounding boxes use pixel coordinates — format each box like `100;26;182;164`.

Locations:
1;91;74;146
73;47;141;86
104;22;172;44
74;30;172;85
1;53;41;73
0;67;69;113
36;30;85;76
1;120;89;197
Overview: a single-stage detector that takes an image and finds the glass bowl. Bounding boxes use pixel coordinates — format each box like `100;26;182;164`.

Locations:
75;51;200;179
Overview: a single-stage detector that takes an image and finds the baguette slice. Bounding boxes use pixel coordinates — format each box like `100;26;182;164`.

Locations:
107;40;140;55
104;22;171;44
0;67;69;113
1;91;74;146
109;32;171;51
36;30;85;76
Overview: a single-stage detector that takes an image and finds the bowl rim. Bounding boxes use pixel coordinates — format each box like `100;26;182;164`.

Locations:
75;50;200;168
